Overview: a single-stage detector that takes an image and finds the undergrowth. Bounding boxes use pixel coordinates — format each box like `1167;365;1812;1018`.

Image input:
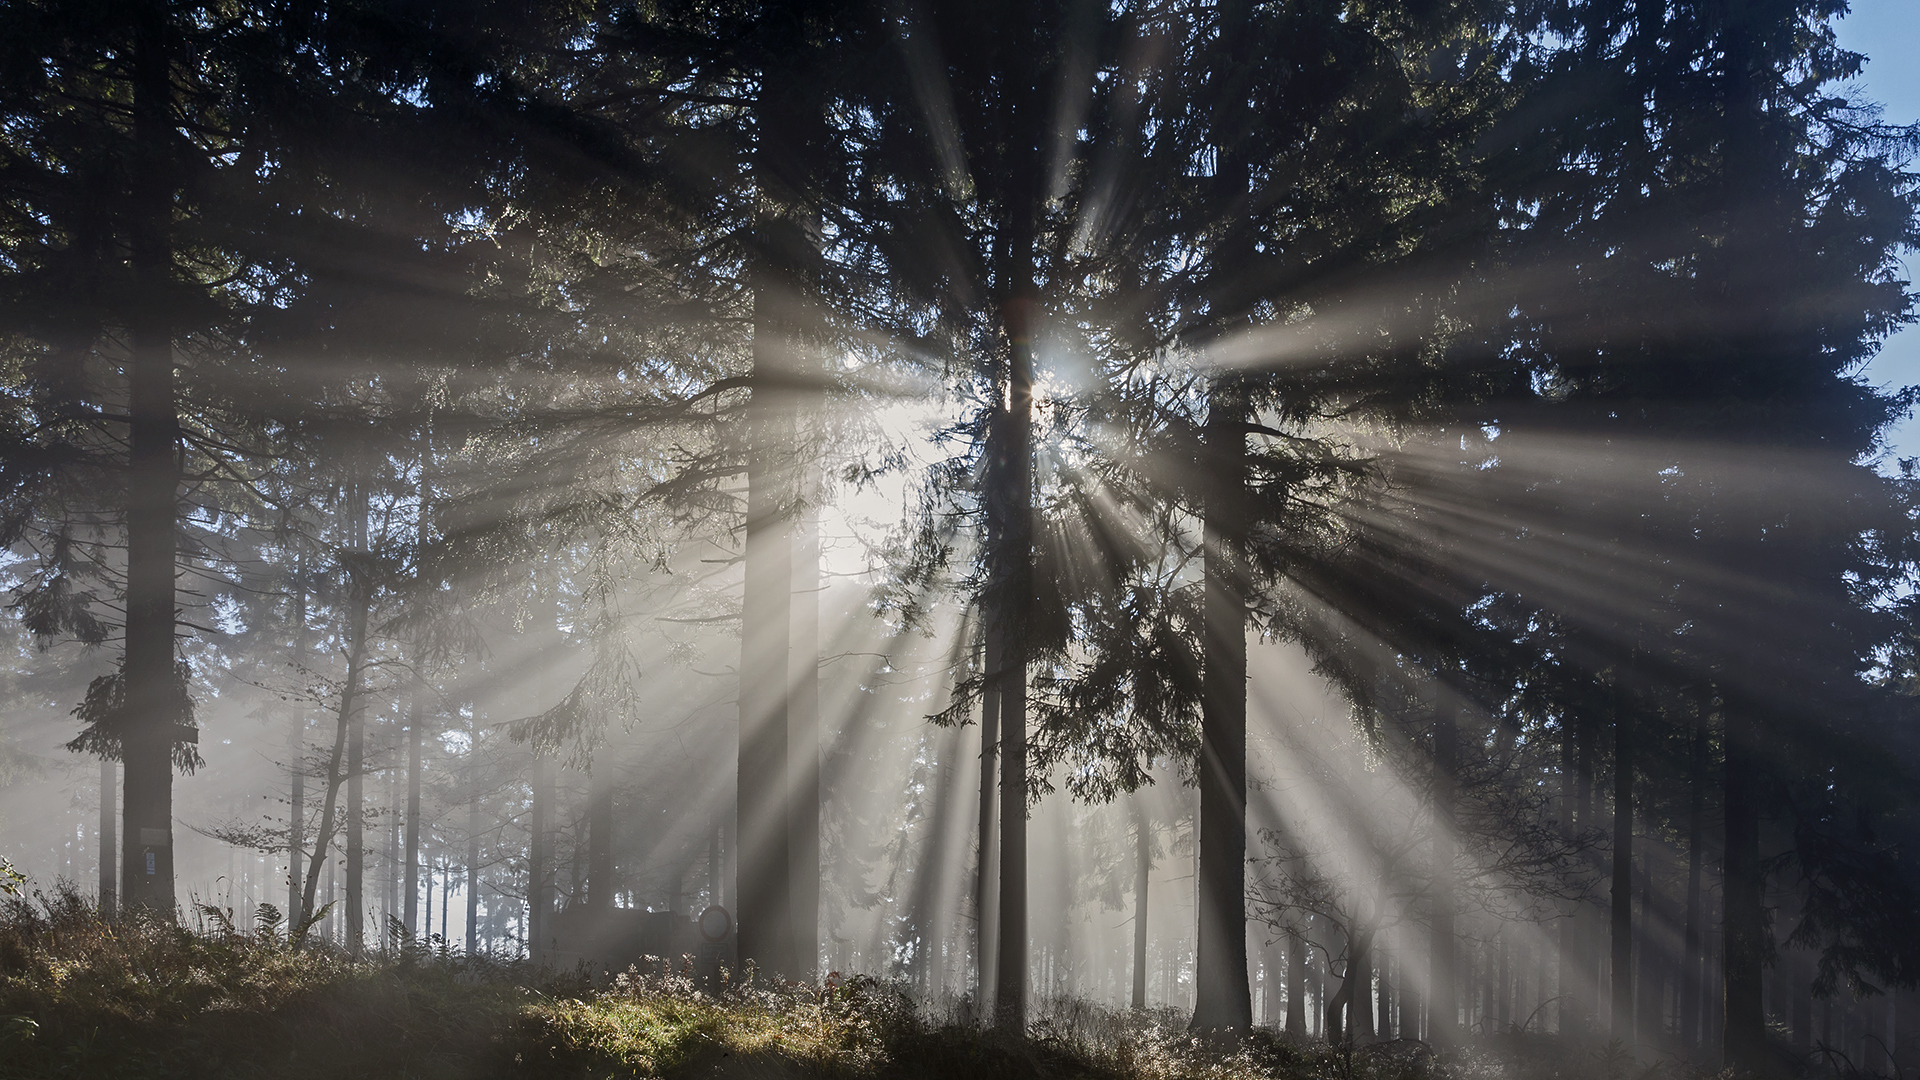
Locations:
0;883;1721;1080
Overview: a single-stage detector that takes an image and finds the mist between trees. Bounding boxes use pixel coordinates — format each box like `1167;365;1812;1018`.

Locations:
2;0;1920;1075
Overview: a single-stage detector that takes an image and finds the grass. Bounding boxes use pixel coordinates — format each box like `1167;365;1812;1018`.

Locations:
0;884;1711;1080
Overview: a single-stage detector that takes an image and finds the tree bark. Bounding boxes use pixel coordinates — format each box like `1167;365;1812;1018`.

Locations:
121;0;181;916
98;758;116;917
990;54;1039;1033
975;626;1001;1011
1286;928;1308;1036
1193;383;1252;1034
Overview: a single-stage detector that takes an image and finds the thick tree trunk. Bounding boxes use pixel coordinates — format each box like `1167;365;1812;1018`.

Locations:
990;66;1039;1032
99;758;116;917
122;0;181;917
1132;798;1150;1010
1430;706;1459;1045
974;627;1001;1010
1193;383;1252;1034
1611;674;1634;1045
1351;924;1376;1040
738;312;793;975
1286;928;1308;1036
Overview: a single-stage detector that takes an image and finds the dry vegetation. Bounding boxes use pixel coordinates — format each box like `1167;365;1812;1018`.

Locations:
0;886;1704;1080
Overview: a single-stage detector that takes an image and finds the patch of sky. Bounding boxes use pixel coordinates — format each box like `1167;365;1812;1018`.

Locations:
1838;1;1920;463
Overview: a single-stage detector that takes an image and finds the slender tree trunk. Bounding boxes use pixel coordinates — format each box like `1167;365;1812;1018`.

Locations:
1193;382;1252;1033
1379;939;1395;1039
98;758;116;917
1573;704;1598;1035
588;758;614;909
289;704;304;922
345;478;368;955
1612;672;1634;1045
1132;798;1150;1010
789;490;821;977
1499;932;1512;1034
404;700;422;935
121;0;181;917
1430;705;1459;1045
530;751;549;963
298;585;371;927
466;769;480;956
1682;705;1708;1051
347;691;364;954
1721;701;1767;1074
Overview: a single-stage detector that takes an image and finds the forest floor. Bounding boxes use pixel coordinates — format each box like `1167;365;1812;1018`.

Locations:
0;887;1714;1080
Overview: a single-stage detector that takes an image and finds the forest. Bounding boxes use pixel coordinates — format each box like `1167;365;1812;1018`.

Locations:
2;0;1920;1078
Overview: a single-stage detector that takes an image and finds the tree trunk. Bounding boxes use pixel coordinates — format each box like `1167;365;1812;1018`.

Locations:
975;626;1001;1011
346;686;364;954
1193;382;1252;1034
1572;704;1598;1036
1133;797;1150;1010
1721;701;1767;1074
98;758;116;917
1286;928;1308;1036
1682;703;1708;1050
1430;706;1459;1044
1351;923;1376;1040
789;490;821;977
588;758;614;909
1379;940;1395;1039
345;478;369;955
990;62;1039;1033
404;700;422;935
121;0;181;917
299;576;371;927
289;703;304;922
530;751;549;963
466;768;480;955
1611;673;1634;1045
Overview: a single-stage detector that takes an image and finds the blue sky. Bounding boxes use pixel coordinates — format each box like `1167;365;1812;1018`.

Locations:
1837;1;1920;459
